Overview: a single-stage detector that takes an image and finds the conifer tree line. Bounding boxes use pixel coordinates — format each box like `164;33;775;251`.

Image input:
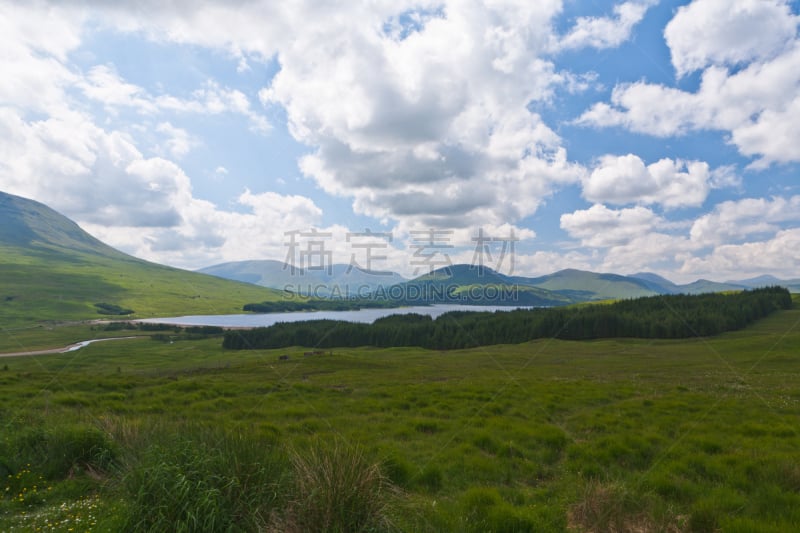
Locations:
223;287;793;350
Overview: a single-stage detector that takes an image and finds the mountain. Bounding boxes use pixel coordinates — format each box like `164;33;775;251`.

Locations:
678;279;746;294
0;191;286;325
519;269;658;300
0;189;130;259
387;264;575;306
205;256;785;306
729;275;800;292
629;272;681;294
199;260;406;297
629;273;747;295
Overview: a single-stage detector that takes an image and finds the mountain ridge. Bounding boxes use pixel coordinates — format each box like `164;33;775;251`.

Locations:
198;259;406;297
0;190;286;325
202;257;799;303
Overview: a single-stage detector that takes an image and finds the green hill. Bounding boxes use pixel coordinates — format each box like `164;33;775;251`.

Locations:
515;268;658;300
388;264;574;306
0;191;286;326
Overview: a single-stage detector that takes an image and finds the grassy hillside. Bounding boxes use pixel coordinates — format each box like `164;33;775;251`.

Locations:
391;264;574;306
0;191;286;326
520;268;658;300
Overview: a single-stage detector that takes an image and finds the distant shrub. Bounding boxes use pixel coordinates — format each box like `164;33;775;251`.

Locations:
94;302;134;316
103;321;137;331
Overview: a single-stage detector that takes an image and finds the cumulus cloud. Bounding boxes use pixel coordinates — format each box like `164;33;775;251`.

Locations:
690;195;800;246
2;0;797;281
257;1;584;228
664;0;798;76
680;228;800;280
79;189;334;269
559;0;655;50
0;108;186;227
583;154;713;208
0;3;82;115
24;0;585;230
576;1;800;167
601;232;695;275
556;196;800;282
560;204;663;247
558;203;700;276
576;42;800;166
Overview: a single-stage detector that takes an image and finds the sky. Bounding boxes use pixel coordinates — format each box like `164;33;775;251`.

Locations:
1;0;799;283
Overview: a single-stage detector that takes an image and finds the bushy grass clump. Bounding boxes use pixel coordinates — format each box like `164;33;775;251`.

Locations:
568;481;686;533
271;438;400;533
0;420;117;482
118;424;286;532
115;426;402;533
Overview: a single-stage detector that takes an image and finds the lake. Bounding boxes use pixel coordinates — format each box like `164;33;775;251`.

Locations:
137;304;528;328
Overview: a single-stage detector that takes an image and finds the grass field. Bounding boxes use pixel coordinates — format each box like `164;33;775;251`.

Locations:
1;298;799;531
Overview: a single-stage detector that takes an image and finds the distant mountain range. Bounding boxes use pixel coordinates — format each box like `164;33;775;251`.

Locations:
1;188;797;328
0;190;285;325
200;259;800;304
198;260;406;298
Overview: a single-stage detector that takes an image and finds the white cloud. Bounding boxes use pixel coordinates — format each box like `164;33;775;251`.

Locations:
257;1;583;228
0;3;82;116
1;0;797;283
557;203;697;276
513;250;595;277
690;195;800;246
80;65;270;132
576;1;800;168
80;64;154;112
556;195;800;282
560;204;663;247
559;0;655;51
601;232;694;275
6;1;588;233
156;122;197;159
680;228;800;280
576;40;800;166
583;154;713;208
664;0;798;76
79;189;332;270
0;107;187;227
731;97;800;169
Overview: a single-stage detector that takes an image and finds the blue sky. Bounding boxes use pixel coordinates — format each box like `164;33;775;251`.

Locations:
1;0;798;282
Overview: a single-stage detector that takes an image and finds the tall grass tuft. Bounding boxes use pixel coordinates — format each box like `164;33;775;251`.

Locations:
3;421;117;481
568;481;685;533
119;424;286;532
272;438;400;533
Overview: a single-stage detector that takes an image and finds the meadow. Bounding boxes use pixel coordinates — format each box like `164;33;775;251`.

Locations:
1;296;799;531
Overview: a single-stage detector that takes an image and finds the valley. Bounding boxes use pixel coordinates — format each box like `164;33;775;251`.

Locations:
2;190;799;531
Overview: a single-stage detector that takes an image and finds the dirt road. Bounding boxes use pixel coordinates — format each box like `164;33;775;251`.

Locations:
0;336;143;358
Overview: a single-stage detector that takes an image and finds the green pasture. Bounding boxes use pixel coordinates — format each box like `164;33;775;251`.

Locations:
0;300;798;531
